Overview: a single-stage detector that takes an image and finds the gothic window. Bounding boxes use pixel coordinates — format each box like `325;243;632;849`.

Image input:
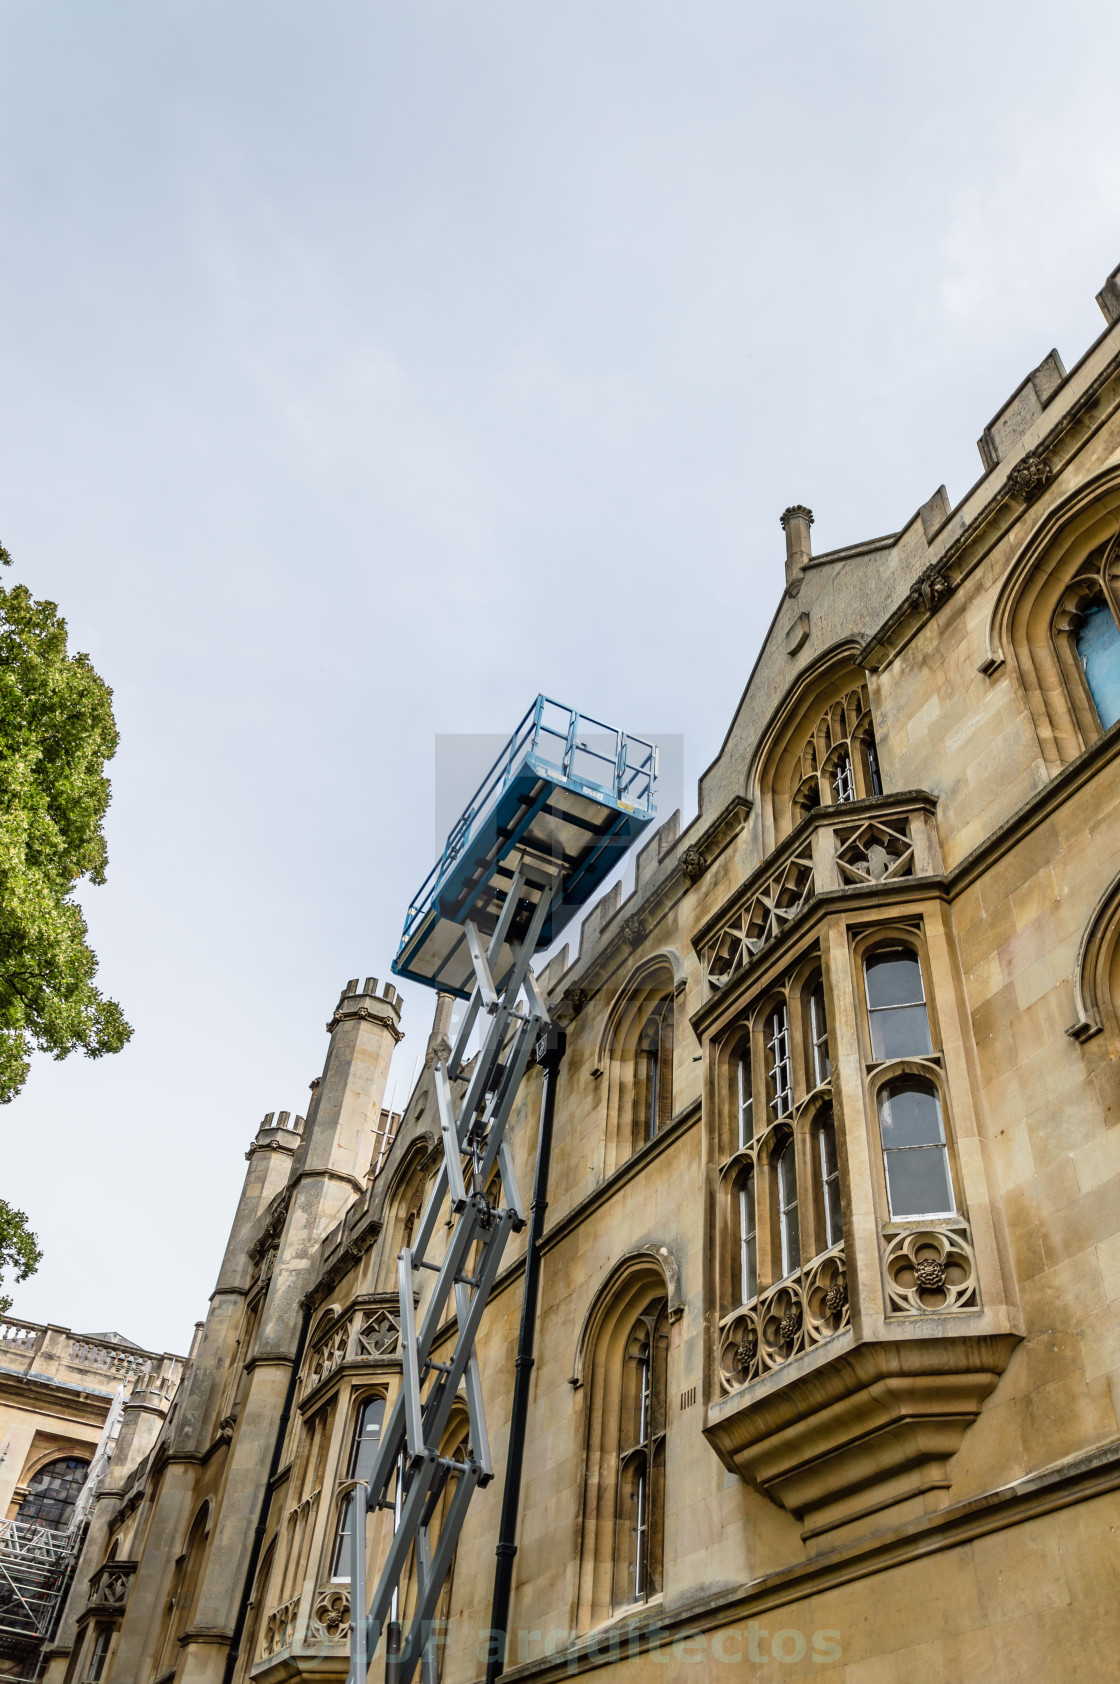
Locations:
604;962;677;1170
1076;598;1120;729
815;1111;843;1249
878;1079;954;1218
736;1048;753;1150
775;1137;800;1278
18;1457;89;1530
634;997;673;1146
808;978;830;1087
788;687;883;828
85;1627;111;1683
614;1301;667;1608
736;1171;757;1305
990;496;1120;773
864;947;932;1059
717;956;845;1335
765;1003;793;1120
331;1396;386;1581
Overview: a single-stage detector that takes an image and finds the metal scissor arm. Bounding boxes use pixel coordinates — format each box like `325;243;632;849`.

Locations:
350;875;558;1684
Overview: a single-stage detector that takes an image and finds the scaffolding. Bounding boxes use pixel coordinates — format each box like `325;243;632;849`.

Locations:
0;1519;82;1684
347;697;656;1684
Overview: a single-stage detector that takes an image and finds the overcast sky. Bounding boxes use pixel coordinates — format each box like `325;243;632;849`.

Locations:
1;1;1118;1354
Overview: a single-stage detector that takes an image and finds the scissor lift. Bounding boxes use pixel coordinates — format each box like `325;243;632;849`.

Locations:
347;699;656;1684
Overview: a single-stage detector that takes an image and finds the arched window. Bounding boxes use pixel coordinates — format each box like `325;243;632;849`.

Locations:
331;1396;386;1580
878;1079;954;1218
736;1047;753;1150
989;497;1120;772
788;687;883;828
18;1457;89;1530
774;1138;800;1278
85;1626;112;1684
603;963;677;1167
807;977;830;1088
635;1001;670;1145
614;1301;667;1608
736;1172;757;1305
815;1111;843;1249
1076;598;1120;729
765;1003;793;1120
864;948;932;1059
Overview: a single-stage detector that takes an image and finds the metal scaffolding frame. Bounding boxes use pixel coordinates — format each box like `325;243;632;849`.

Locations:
350;864;557;1684
0;1518;82;1684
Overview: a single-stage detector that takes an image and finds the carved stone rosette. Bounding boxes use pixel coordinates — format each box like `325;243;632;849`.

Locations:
883;1225;980;1314
310;1586;350;1644
718;1244;850;1395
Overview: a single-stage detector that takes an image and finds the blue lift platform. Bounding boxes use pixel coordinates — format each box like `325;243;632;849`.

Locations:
392;695;658;998
353;697;658;1684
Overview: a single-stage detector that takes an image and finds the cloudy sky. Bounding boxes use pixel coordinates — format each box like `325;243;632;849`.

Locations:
1;0;1118;1354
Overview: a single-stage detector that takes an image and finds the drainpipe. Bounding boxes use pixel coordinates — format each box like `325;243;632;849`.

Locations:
221;1305;312;1684
485;1028;566;1684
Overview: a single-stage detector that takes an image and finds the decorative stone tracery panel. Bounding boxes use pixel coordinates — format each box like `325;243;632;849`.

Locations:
310;1586;350;1644
882;1225;980;1314
833;813;915;886
705;848;815;990
717;1243;850;1395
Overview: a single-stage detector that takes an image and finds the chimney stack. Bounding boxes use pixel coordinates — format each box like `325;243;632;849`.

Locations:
780;505;814;589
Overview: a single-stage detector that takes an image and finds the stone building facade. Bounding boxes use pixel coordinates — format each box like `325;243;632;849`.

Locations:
55;258;1120;1684
0;1319;183;1684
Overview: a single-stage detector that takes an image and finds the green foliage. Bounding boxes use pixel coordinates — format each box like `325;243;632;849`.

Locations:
0;544;131;1103
0;1198;41;1314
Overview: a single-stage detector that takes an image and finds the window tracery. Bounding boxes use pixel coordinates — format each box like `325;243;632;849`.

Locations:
602;962;677;1171
789;687;882;826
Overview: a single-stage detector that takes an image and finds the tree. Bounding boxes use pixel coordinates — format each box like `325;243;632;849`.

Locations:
0;542;131;1104
0;1199;42;1316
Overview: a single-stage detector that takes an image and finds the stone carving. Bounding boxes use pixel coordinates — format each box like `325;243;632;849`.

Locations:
311;1587;350;1643
883;1226;979;1314
306;1323;350;1391
262;1595;299;1657
705;848;815;989
89;1562;134;1610
356;1308;399;1358
718;1244;850;1395
1006;450;1053;501
833;815;915;887
621;914;646;948
804;1248;850;1342
679;845;706;884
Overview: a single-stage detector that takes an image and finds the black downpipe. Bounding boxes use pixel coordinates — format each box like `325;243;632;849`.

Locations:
485;1028;566;1684
222;1304;312;1684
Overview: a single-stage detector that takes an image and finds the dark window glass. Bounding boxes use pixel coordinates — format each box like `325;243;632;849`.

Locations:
18;1457;89;1530
832;751;855;803
879;1080;954;1217
864;949;932;1059
86;1629;111;1684
347;1397;385;1482
865;731;884;797
1077;602;1120;730
332;1397;385;1579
